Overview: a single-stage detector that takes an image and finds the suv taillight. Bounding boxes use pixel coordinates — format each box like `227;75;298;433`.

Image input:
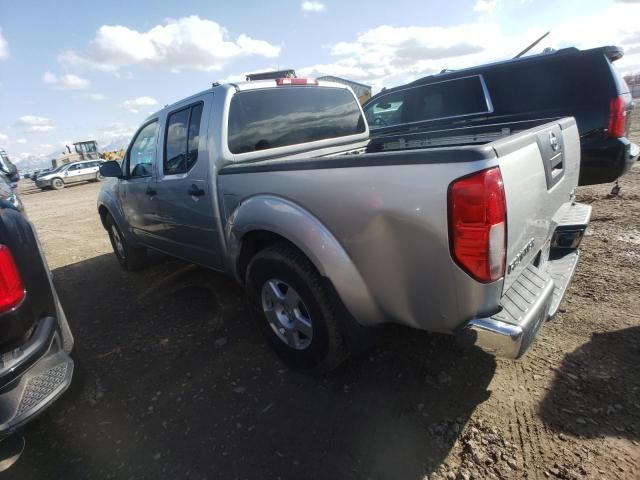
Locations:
608;96;627;139
448;167;506;283
0;245;25;312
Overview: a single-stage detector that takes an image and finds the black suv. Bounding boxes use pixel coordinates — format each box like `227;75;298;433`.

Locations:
363;45;637;186
0;173;74;468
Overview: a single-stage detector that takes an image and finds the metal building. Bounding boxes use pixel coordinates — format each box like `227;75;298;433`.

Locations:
317;76;372;104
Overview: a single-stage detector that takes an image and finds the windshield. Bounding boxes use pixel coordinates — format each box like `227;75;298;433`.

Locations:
74;142;98;154
46;165;67;174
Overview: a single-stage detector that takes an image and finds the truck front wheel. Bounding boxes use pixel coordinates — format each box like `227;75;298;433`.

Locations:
246;243;348;373
105;214;146;271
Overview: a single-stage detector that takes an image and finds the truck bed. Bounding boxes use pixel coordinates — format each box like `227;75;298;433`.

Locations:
219;117;581;336
365;117;561;152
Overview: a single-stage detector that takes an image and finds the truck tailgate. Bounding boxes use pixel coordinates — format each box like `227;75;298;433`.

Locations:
492;117;581;292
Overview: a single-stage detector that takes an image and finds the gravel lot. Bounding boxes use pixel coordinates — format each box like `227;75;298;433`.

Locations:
6;114;640;479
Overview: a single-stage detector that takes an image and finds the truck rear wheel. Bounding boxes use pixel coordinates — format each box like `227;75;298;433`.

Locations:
105;214;146;271
245;243;349;373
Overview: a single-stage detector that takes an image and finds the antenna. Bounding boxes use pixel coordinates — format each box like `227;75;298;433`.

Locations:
513;31;550;59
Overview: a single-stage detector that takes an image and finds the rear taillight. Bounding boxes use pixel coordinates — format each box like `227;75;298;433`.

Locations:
275;78;318;86
0;245;25;312
608;96;627;138
448;167;506;283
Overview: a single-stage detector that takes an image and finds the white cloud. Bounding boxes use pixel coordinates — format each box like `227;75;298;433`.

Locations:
17;115;55;132
118;96;158;114
98;123;137;140
16;138;26;144
0;28;8;60
299;1;640;92
82;92;106;101
220;71;251;83
93;123;138;151
301;1;326;13
59;16;280;72
299;23;495;91
473;0;497;13
0;132;9;144
42;72;90;90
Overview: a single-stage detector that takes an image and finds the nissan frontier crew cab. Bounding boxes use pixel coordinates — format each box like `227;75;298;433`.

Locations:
97;77;591;371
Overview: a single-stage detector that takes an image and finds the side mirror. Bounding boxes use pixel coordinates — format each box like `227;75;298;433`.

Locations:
100;161;123;178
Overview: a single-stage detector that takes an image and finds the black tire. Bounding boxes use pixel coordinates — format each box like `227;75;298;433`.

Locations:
105;214;146;271
51;178;64;190
245;243;349;373
93;172;104;182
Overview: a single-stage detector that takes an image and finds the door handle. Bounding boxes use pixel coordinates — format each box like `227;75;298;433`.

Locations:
146;186;157;196
188;184;205;197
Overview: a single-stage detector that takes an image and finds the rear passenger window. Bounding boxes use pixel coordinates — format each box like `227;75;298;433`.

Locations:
365;75;491;129
164;103;203;175
402;76;490;124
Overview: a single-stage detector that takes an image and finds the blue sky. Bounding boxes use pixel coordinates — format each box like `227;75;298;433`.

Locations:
1;0;639;167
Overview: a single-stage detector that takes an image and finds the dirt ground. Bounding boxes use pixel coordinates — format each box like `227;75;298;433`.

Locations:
6;116;640;479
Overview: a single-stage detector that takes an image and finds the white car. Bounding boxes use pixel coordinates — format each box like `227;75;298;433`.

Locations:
35;160;104;190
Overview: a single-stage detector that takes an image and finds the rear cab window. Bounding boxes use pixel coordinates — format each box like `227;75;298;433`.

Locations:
227;86;366;156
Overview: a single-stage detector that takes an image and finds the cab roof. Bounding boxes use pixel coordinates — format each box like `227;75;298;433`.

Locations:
146;78;352;121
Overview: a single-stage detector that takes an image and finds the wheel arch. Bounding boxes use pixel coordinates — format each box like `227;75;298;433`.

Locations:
97;200;138;246
225;195;384;326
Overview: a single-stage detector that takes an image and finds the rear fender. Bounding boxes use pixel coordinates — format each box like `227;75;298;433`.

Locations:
225;195;383;325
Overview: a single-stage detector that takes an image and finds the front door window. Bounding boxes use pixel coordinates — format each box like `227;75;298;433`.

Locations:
127;121;159;178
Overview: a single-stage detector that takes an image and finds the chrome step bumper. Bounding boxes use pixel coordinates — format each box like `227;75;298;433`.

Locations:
552;202;591;250
456;201;589;359
457;250;580;359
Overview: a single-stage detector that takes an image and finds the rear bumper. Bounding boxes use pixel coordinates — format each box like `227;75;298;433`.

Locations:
0;317;73;437
0;277;74;437
456;202;590;359
579;137;638;186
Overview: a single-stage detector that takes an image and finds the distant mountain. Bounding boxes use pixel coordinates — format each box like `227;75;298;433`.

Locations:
99;137;130;153
12;154;51;171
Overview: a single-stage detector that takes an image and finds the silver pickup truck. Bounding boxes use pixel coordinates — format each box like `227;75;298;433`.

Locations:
97;78;591;371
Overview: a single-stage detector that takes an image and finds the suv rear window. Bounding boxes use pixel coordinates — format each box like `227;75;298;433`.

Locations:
365;75;491;128
227;87;366;155
483;54;614;116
